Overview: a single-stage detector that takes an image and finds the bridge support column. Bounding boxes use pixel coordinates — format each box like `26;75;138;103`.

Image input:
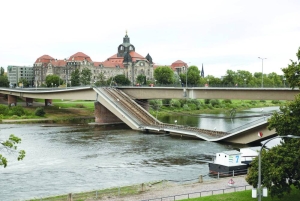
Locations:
94;102;122;124
45;99;52;106
26;98;33;106
135;99;149;111
8;95;17;106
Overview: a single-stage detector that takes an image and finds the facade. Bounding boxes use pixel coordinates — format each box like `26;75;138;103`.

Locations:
7;65;34;87
32;33;154;86
170;60;188;75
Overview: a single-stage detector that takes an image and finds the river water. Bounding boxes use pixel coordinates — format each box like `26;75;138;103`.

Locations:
0;107;279;200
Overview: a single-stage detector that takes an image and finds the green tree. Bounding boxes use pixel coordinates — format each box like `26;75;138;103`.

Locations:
0;67;4;76
95;72;106;86
71;68;81;86
246;94;300;198
0;75;9;87
136;74;146;85
222;70;238;86
0;134;26;168
114;74;130;86
154;66;174;85
45;75;61;87
282;47;300;89
80;68;92;85
186;65;201;86
18;78;29;87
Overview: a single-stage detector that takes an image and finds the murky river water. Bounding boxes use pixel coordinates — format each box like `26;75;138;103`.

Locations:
0;107;279;200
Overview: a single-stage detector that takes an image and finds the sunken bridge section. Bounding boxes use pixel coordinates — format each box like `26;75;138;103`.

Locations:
94;88;268;144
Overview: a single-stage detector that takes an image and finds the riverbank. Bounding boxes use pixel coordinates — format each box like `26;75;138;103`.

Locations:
29;175;250;201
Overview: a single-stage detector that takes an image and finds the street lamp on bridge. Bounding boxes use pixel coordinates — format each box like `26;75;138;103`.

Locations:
258;57;267;88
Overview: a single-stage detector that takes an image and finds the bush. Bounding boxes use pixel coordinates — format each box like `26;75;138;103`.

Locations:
248;100;257;105
182;104;190;111
0;105;9;115
170;99;181;108
162;99;171;107
8;106;25;116
204;99;210;104
35;107;45;117
271;100;281;104
210;99;220;107
222;99;232;104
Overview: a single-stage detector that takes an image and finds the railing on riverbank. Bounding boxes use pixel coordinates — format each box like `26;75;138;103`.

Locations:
28;182;252;201
142;184;252;201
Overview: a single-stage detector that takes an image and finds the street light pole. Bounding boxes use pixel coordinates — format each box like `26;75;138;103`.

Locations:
257;135;300;201
258;57;266;88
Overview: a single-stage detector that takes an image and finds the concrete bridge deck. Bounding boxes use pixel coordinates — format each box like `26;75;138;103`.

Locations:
0;86;289;144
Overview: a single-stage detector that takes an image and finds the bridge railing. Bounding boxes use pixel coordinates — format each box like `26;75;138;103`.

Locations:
158;123;229;138
225;115;272;134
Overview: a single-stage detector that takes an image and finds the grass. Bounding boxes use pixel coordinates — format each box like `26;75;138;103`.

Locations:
27;184;300;201
151;99;284;116
180;188;300;201
28;182;159;201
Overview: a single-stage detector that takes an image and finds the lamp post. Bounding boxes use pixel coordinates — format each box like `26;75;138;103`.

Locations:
185;66;188;87
257;135;300;201
244;78;246;87
258;57;267;88
207;79;210;86
51;83;53;90
283;77;286;88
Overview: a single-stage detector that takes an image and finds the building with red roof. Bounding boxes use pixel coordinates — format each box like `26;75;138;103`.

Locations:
33;33;154;86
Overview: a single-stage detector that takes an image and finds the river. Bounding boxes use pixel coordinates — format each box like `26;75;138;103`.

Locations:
0;106;279;200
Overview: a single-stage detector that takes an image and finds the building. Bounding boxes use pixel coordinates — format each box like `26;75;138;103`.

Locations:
170;60;188;75
7;65;34;87
32;32;154;86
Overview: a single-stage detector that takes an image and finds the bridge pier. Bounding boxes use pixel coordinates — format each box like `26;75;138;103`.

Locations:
45;99;52;106
26;98;33;106
94;102;122;124
135;99;149;111
8;95;17;106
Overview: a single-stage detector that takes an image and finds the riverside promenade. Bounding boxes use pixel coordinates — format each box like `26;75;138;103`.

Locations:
92;175;251;201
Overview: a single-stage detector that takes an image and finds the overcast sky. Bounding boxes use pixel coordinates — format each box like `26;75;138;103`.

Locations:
1;0;300;78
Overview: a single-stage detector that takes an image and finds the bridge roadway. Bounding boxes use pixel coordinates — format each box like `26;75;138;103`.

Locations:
1;86;296;144
0;86;299;100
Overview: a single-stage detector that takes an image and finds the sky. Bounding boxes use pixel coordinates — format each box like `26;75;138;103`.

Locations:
1;0;300;78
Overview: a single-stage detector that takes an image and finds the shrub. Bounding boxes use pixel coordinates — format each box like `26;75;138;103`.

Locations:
204;99;210;104
182;104;190;111
260;100;266;103
35;107;45;117
271;100;280;104
8;106;25;116
162;99;171;107
0;105;9;115
210;99;220;107
188;103;197;110
248;100;257;105
170;99;181;108
222;99;232;104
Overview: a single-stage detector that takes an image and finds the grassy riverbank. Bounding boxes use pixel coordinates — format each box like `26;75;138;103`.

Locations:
0;98;284;123
149;99;284;117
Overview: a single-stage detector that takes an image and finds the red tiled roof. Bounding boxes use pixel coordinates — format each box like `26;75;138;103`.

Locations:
94;60;125;68
35;55;55;63
170;60;187;70
68;52;92;62
50;60;67;67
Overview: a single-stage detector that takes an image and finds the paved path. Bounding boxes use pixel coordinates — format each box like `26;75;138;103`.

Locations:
91;176;251;201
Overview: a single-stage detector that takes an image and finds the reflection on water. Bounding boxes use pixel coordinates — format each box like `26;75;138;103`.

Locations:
160;106;279;132
0;107;279;200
